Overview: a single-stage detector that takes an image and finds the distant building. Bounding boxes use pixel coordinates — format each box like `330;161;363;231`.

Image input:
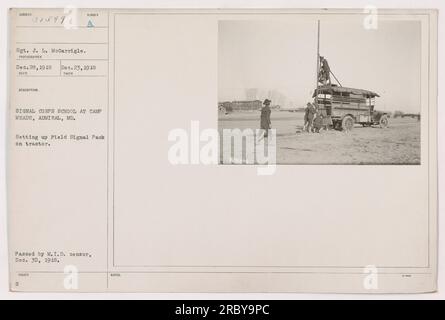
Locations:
220;100;262;111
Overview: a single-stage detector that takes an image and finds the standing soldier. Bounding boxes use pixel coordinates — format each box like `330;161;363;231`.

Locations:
304;102;316;133
260;99;272;138
313;112;324;133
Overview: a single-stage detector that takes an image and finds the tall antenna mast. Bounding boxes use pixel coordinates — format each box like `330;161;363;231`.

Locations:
315;20;320;107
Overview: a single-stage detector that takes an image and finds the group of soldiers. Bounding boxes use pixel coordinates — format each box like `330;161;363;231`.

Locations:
259;99;331;137
303;102;331;133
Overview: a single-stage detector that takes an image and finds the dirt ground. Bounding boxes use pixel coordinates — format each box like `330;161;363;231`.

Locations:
218;111;421;165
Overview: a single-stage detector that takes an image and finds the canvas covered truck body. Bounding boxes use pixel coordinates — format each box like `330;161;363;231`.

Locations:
313;84;388;131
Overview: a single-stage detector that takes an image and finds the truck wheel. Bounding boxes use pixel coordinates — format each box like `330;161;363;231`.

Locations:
379;115;389;128
341;115;354;131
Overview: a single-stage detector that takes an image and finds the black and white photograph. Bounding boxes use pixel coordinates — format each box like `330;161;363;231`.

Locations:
218;19;422;164
1;4;441;301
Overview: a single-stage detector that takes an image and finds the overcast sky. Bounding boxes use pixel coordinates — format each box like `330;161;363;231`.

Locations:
218;19;421;112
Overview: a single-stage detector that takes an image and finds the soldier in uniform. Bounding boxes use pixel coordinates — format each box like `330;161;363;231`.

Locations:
318;56;331;85
304;102;316;133
313;112;324;133
259;99;272;138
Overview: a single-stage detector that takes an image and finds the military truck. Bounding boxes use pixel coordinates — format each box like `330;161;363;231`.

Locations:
313;84;389;131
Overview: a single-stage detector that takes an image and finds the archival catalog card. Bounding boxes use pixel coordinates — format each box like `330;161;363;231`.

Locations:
7;8;438;293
